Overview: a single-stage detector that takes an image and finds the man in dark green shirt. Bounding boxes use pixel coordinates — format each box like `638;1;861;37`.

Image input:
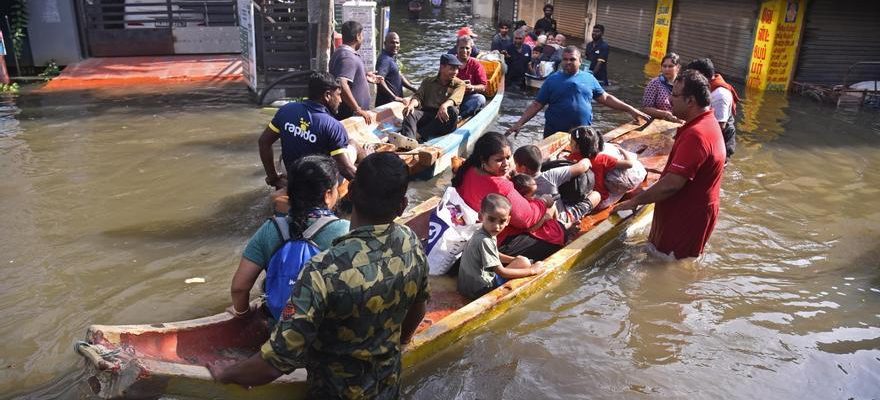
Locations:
400;54;466;141
209;152;430;399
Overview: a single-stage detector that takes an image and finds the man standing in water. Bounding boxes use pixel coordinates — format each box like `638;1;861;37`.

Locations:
506;46;648;138
259;72;357;188
584;24;610;86
685;58;740;159
612;70;725;259
330;20;383;124
375;32;418;107
209;152;430;398
534;4;557;36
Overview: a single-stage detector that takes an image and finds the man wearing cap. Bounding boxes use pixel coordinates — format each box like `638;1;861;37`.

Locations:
447;27;480;58
400;54;466;141
455;35;488;118
259;72;358;188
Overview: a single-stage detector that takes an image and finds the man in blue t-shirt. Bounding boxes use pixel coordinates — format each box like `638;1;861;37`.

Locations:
375;32;417;107
259;73;358;188
506;46;648;138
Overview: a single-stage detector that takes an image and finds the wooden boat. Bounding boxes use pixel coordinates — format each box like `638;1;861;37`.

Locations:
76;119;679;399
344;56;505;180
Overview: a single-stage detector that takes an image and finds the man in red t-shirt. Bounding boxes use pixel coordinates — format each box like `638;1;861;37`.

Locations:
613;69;725;258
455;35;488;118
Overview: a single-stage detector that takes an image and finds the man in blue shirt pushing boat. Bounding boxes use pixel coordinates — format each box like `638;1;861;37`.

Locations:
506;46;648;138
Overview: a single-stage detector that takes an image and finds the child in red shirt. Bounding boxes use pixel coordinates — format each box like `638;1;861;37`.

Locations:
568;126;637;211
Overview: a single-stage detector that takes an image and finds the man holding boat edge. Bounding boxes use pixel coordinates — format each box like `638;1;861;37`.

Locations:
258;72;357;188
505;46;649;138
612;69;725;259
375;32;418;107
208;153;430;398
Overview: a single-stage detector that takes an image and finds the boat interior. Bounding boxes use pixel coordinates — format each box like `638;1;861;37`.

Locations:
87;120;678;371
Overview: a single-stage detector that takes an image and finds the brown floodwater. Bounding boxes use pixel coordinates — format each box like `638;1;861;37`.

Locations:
3;2;880;399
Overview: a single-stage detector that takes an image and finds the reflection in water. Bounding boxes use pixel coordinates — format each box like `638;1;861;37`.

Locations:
2;1;880;399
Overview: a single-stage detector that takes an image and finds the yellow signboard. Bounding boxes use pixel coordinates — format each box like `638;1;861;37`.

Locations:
649;0;674;63
747;0;805;91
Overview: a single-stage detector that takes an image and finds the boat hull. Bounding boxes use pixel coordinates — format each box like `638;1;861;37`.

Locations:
76;120;678;399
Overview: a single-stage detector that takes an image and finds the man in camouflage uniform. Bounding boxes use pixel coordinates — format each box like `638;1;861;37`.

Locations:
209;152;430;399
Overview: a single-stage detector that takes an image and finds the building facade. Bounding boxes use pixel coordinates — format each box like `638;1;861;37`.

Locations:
516;0;880;87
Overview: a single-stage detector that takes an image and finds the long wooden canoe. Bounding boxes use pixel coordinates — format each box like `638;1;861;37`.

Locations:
76;119;678;399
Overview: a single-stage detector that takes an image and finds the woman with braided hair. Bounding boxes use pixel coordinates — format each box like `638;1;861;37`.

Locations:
228;154;350;321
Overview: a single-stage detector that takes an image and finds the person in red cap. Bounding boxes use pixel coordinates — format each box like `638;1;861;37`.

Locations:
446;26;480;58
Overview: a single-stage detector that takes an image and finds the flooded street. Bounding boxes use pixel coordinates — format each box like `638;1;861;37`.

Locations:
2;2;880;398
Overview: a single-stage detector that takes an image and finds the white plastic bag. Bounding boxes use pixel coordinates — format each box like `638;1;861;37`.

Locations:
425;187;480;275
538;61;555;78
598;144;647;210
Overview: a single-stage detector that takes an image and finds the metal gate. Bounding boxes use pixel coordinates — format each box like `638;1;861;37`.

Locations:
79;0;240;57
596;0;655;56
794;1;880;86
667;0;757;81
554;0;586;39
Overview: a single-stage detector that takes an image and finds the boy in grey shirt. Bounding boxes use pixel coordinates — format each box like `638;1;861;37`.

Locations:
457;194;544;299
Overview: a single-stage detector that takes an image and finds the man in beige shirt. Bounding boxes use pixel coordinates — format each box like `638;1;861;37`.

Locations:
400;54;466;141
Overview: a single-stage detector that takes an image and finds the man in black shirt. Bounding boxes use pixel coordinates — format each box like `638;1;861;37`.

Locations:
534;4;557;36
584;24;610;86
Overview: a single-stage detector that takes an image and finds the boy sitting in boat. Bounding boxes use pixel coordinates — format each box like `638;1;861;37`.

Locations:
512;144;598;228
457;194;544;299
511;173;558;233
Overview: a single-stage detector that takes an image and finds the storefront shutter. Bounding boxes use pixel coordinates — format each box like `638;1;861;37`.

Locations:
595;0;656;56
554;0;587;39
794;1;880;86
667;0;758;81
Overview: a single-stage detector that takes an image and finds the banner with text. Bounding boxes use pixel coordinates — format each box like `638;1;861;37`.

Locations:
747;0;805;91
649;0;674;63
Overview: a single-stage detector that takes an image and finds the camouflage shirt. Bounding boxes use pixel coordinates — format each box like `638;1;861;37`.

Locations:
260;222;430;399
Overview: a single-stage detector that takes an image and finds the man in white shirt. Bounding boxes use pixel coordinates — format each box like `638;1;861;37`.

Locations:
686;58;739;159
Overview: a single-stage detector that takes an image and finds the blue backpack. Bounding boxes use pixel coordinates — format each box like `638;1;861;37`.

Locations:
265;215;338;320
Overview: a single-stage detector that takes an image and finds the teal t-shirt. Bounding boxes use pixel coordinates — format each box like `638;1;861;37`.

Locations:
242;216;350;268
